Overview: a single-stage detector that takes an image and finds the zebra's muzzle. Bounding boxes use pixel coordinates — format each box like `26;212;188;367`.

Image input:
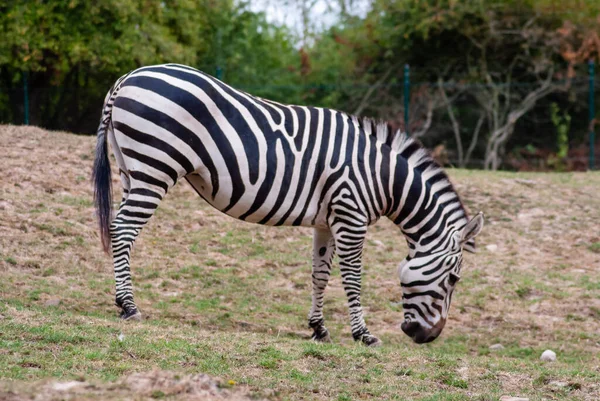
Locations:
401;320;443;344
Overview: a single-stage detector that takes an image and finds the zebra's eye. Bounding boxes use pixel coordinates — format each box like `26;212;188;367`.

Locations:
448;273;460;286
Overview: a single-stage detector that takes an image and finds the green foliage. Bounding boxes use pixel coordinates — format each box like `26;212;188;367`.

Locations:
0;0;597;168
0;0;300;133
550;103;571;159
547;102;572;170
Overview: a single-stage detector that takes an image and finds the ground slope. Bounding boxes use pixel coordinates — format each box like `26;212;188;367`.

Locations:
1;125;599;400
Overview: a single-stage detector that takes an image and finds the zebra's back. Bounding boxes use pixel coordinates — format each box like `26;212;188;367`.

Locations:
110;64;365;228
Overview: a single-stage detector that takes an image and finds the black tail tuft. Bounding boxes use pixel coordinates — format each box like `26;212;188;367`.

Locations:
92;122;113;254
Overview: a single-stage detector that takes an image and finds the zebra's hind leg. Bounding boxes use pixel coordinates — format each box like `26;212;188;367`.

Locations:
308;228;335;343
330;216;381;347
111;184;164;321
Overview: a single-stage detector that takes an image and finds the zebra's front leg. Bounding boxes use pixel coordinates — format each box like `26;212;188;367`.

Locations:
331;219;381;347
308;228;335;342
111;191;162;321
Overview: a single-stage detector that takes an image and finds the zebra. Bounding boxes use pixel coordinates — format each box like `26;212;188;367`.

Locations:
92;63;484;346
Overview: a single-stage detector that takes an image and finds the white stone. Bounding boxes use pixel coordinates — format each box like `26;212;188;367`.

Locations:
489;343;504;351
52;381;82;391
500;397;529;401
117;333;125;342
549;381;568;388
372;240;385;248
485;244;498;252
540;349;556;362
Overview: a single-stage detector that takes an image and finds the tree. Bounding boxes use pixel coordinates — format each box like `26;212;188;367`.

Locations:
0;0;300;133
310;0;599;169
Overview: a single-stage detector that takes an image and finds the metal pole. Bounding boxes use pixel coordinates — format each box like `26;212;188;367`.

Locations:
404;64;410;135
589;60;596;170
23;70;29;125
216;29;223;81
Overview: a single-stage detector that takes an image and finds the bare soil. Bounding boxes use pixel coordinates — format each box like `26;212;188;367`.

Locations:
1;125;600;400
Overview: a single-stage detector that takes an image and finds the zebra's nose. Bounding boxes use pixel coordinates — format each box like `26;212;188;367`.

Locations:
401;321;439;344
401;321;421;337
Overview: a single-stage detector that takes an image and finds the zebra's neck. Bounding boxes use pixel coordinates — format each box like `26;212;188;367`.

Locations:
387;156;469;255
363;129;469;255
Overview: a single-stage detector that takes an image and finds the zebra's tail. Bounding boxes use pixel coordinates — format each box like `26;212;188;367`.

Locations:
92;91;114;254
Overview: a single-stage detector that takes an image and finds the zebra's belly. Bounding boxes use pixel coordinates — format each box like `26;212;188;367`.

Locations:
185;172;329;228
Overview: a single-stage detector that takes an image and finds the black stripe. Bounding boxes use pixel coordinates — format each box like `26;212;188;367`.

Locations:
123;200;159;210
129;171;169;192
129;187;163;199
329;112;344;168
121;147;178;183
119;210;154;219
402;290;444;300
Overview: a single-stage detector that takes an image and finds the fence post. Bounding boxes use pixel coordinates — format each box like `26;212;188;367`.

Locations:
23;70;29;125
404;64;410;135
216;28;223;81
589;60;595;170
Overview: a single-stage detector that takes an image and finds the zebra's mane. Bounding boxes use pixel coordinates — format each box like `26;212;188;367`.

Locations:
355;116;469;219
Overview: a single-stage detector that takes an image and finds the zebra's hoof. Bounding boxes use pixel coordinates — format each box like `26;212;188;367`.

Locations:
120;309;142;321
311;328;332;343
362;334;382;347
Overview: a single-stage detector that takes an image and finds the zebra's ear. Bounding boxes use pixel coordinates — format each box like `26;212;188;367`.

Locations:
461;212;484;253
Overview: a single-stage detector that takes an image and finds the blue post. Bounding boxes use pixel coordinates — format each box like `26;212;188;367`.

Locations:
404;64;410;135
589;60;595;170
23;70;29;125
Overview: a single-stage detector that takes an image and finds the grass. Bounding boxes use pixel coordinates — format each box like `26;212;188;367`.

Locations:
1;125;600;400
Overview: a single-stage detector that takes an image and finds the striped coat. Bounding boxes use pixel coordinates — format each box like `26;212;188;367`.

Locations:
93;64;483;346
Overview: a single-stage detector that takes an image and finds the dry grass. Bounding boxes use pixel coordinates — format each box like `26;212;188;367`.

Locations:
1;124;600;400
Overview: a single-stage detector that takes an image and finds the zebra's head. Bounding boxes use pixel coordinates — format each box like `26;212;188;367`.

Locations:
398;213;484;343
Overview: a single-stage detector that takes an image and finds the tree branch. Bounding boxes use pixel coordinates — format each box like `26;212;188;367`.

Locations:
438;77;463;166
353;64;397;116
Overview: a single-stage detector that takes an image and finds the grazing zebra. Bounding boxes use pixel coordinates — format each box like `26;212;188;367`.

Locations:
92;63;483;346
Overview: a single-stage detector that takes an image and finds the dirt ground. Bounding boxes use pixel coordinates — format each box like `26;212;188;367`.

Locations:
0;370;259;401
1;125;600;400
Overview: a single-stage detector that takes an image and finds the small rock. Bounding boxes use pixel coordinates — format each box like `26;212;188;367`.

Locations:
118;333;125;342
500;397;529;401
514;178;536;187
52;381;83;391
540;349;557;362
44;299;61;307
548;380;568;388
489;343;504;351
485;244;498;252
372;240;385;248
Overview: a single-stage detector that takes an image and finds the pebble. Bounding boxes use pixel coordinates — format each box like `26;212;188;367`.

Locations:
44;299;61;307
540;349;557;362
489;343;504;351
372;240;385;248
500;397;529;401
52;382;83;391
485;244;498;252
117;333;125;342
548;380;568;388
